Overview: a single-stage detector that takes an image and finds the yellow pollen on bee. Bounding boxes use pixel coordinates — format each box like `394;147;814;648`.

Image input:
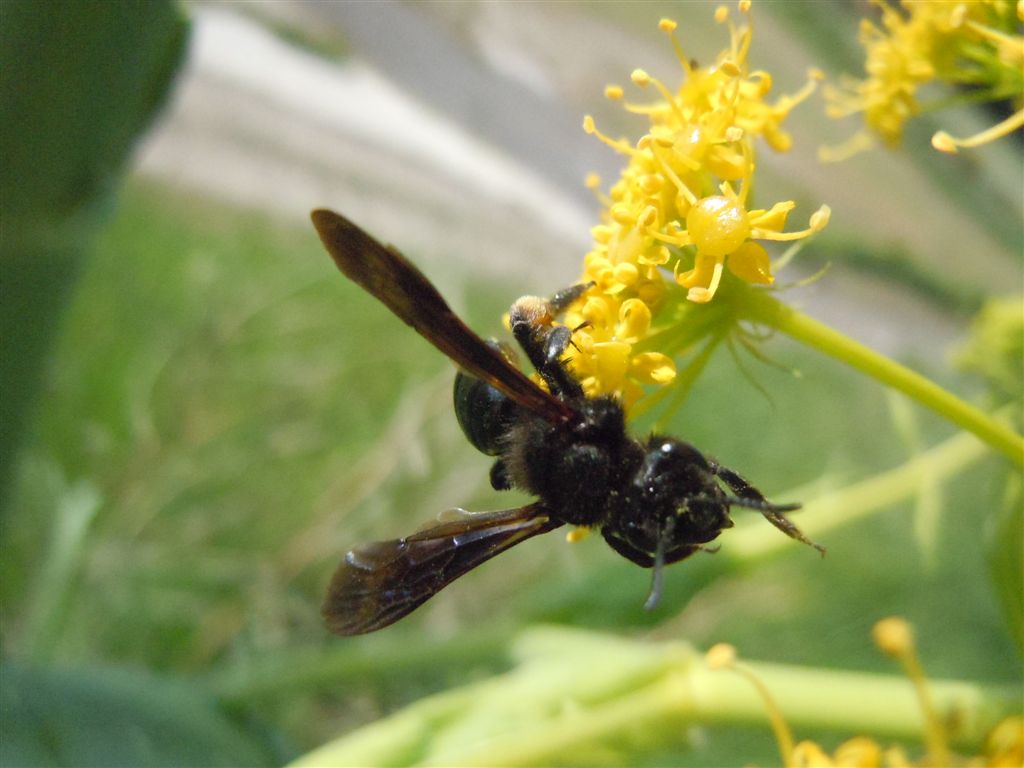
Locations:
565;527;590;544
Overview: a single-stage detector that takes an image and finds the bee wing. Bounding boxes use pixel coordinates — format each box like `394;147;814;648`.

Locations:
311;209;576;424
322;505;561;636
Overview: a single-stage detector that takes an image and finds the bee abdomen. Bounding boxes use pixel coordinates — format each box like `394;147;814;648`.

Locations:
453;370;517;456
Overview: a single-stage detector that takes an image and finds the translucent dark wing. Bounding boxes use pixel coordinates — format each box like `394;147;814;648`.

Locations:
311;209;576;424
322;505;562;635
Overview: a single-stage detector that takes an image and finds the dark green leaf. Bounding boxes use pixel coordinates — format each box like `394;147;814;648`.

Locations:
0;0;188;508
0;662;279;768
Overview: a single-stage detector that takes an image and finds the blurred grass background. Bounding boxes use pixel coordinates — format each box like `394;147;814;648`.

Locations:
2;2;1020;766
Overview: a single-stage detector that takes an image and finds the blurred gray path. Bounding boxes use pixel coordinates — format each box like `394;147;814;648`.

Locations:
134;3;1021;361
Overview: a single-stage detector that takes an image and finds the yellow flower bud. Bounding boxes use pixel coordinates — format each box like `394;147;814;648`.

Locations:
872;616;914;657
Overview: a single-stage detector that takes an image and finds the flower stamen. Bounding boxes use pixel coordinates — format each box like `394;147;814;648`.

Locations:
570;2;827;405
932;107;1024;153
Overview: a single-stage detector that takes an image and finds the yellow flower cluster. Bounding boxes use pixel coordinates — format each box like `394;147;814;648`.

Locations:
824;0;1024;156
563;2;829;406
709;617;1024;768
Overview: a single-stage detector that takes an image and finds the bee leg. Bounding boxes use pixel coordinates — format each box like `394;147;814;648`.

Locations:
538;326;584;398
712;464;768;502
510;307;583;400
713;463;825;556
509;282;592;399
546;283;593;362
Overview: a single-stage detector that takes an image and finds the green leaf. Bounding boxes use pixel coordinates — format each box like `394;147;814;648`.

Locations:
0;662;280;768
0;0;188;508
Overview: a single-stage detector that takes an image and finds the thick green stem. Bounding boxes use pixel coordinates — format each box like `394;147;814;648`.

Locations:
287;627;1018;768
740;291;1024;468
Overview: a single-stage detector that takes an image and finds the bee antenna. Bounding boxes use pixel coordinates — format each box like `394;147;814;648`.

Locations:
644;517;675;611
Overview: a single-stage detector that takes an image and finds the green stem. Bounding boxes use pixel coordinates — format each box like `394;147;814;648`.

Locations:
286;627;1019;768
740;291;1024;468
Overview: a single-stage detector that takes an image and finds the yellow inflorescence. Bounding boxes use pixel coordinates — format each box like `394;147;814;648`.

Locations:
565;2;829;407
709;618;1024;767
824;0;1024;156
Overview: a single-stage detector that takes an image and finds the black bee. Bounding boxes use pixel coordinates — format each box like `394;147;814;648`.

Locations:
311;209;823;636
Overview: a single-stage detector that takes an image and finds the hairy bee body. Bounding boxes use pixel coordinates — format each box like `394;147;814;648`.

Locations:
311;209;822;636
